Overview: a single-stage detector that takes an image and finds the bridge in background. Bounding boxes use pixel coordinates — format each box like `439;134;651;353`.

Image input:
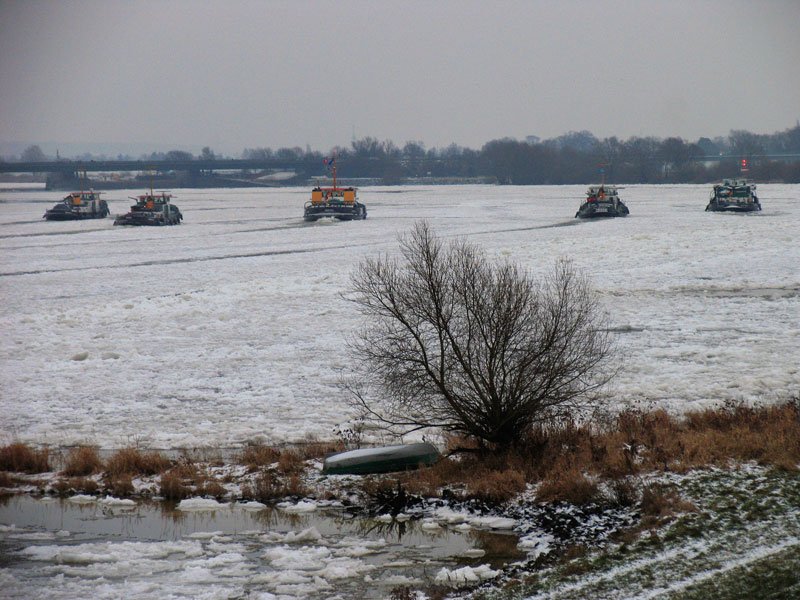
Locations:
3;153;799;175
687;153;800;163
0;158;307;174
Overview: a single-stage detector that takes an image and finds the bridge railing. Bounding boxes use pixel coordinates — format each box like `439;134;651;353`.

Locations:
0;158;307;174
687;153;800;163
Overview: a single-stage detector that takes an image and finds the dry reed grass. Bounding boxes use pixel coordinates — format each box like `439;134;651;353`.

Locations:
277;450;305;475
239;444;281;471
0;443;50;474
536;468;600;505
465;468;527;504
242;471;281;502
397;449;528;504
199;480;227;499
105;447;171;477
52;477;99;496
51;479;71;496
62;446;103;477
160;470;191;501
187;465;228;499
522;401;799;484
638;484;698;529
396;400;799;505
4;401;794;508
237;441;343;479
242;470;308;503
299;440;344;460
108;475;134;497
158;460;229;501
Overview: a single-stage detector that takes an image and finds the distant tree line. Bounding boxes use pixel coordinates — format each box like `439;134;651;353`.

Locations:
6;124;800;184
248;123;800;184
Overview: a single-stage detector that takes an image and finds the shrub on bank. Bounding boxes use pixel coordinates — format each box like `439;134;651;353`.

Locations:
0;442;50;473
105;447;171;477
62;445;103;477
389;399;800;505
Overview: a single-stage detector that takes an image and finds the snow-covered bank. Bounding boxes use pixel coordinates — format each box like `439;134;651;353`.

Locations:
1;184;798;448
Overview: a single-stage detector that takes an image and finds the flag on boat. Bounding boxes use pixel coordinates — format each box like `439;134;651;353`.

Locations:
323;157;335;168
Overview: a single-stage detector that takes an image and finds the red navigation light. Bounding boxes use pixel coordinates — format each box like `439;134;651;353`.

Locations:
741;158;749;171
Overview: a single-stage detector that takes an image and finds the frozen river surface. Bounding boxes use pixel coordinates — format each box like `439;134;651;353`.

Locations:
1;184;798;449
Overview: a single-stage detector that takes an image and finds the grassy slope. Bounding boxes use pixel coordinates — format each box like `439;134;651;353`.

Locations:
477;465;800;600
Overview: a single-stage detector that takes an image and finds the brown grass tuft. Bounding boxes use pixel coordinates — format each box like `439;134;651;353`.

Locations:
640;484;697;520
507;400;800;493
52;477;99;496
0;443;50;473
62;446;103;477
299;440;345;460
107;475;134;497
51;479;71;496
69;477;98;494
199;480;227;499
277;450;305;475
536;468;600;505
239;444;281;471
158;460;230;501
606;477;639;508
105;447;171;477
160;471;191;501
466;468;526;504
241;470;308;503
284;474;308;497
165;461;199;480
243;471;281;503
401;453;468;497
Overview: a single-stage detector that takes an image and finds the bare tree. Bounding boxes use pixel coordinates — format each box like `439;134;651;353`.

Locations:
346;222;615;448
200;146;216;161
20;144;47;162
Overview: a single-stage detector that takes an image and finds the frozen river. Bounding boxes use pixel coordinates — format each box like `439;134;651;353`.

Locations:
1;184;798;449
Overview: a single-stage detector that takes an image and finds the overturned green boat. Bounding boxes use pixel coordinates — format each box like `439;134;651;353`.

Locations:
322;442;440;475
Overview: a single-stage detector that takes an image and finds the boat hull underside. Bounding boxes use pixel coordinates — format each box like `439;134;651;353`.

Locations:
322;443;439;475
44;202;109;221
114;211;182;226
304;203;367;222
576;201;629;219
705;201;761;213
44;211;107;221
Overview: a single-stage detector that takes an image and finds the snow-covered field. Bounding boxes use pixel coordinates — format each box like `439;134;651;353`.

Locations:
1;184;798;449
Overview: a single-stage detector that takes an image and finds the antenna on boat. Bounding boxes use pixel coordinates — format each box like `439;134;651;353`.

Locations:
324;154;338;189
147;165;155;198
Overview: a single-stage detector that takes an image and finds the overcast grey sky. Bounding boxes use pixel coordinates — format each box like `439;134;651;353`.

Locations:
1;0;798;156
